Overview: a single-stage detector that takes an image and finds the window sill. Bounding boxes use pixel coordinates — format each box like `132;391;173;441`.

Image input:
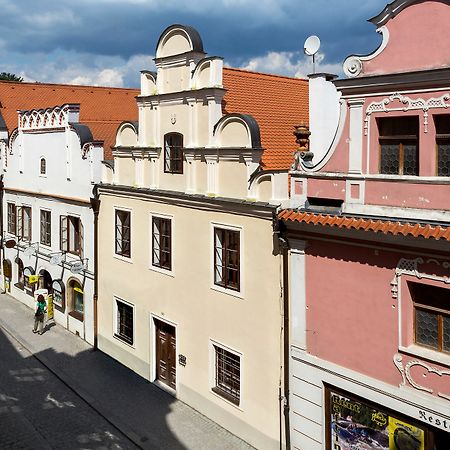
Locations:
113;254;133;264
68;310;84;322
113;333;134;348
211;387;242;410
14;283;24;290
149;265;174;278
211;284;243;300
399;345;450;368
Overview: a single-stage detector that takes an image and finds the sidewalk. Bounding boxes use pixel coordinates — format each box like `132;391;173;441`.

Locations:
0;293;253;450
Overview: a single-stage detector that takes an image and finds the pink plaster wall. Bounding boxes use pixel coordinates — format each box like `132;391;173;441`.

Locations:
307;178;346;201
362;1;450;76
305;239;450;393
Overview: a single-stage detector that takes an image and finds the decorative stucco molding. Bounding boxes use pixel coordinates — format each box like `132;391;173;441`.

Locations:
343;26;390;78
394;353;450;401
19;104;80;131
365;93;450;135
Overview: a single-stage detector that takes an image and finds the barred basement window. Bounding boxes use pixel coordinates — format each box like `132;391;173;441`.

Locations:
152;216;171;270
214;227;240;291
410;282;450;353
164;133;183;174
434;115;450;176
213;345;241;405
40;210;51;246
378;116;419;176
115;299;134;345
115;210;131;258
7;203;16;235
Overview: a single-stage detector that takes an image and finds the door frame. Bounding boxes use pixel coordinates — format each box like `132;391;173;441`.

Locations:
150;313;178;393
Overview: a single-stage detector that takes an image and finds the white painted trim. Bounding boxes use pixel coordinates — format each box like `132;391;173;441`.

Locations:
347;98;365;174
210;221;244;299
149;211;175;277
112;295;136;349
345;179;365;204
209;338;244;411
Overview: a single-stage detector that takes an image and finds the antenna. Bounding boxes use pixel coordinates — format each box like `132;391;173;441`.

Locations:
304;35;321;74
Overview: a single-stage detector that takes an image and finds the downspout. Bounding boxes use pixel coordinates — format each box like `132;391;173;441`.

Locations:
90;186;100;350
0;174;4;289
273;212;290;449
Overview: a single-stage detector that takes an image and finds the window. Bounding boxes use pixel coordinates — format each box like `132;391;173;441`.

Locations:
434;115;450;176
214;227;240;291
410;282;450;353
152;216;171;270
20;206;32;241
60;215;83;256
213;345;241;405
115;298;133;345
40;158;46;175
68;279;83;320
378;116;419;175
40;210;51;246
164;133;183;174
115;210;131;258
15;258;24;289
7;203;16;235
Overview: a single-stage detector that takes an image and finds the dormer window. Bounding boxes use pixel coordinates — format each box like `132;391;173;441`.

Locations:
378;117;419;176
164;133;183;174
40;158;46;176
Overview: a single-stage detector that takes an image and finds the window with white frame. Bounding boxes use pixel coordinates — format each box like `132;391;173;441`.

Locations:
114;298;134;345
7;203;16;235
115;209;131;258
152;216;171;270
214;227;240;291
164;133;183;174
60;215;83;256
212;344;241;406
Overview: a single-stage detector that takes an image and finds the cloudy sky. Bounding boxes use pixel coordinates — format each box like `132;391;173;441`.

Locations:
0;0;388;87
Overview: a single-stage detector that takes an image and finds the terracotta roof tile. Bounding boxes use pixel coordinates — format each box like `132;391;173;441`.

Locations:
0;81;139;159
278;210;450;241
223;68;309;171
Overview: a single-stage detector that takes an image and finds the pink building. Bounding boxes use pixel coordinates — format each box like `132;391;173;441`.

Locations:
279;1;450;449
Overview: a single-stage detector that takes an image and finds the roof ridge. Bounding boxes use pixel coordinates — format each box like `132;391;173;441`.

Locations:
0;80;140;92
223;66;308;83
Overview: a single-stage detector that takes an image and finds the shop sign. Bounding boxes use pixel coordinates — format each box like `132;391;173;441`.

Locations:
23;245;37;257
49;254;64;266
28;275;39;284
52;279;65;310
69;261;84;274
328;390;425;450
5;239;16;249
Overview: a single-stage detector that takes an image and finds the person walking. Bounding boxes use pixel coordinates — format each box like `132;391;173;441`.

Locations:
33;294;47;335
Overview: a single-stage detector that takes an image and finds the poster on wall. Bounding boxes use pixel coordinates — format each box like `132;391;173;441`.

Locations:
46;294;54;320
329;390;425;450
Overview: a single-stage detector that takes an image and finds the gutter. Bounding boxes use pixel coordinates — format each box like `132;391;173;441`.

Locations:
90;186;101;350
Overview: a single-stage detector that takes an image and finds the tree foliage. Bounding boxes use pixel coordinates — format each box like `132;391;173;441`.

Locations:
0;72;23;82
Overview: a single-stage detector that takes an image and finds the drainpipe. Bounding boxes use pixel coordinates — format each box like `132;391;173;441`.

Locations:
273;212;290;449
0;175;4;286
90;186;100;350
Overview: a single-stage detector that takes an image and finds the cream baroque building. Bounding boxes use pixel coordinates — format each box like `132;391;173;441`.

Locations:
97;25;308;448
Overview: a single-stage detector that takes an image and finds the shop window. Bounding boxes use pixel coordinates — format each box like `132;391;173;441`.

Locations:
15;258;24;289
52;279;65;312
409;282;450;353
114;298;134;345
23;266;35;296
164;133;183;174
7;203;16;235
152;216;171;270
214;227;240;292
3;259;12;292
18;206;32;241
115;209;131;258
40;210;51;246
40;158;46;176
212;344;241;406
434;115;450;176
60;215;83;256
378;116;419;176
68;279;83;320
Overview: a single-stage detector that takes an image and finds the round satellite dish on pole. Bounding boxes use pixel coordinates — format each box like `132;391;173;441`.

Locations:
304;35;321;56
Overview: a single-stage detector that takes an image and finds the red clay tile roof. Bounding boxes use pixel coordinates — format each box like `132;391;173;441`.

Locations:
0;81;139;159
223;67;309;171
278;210;450;241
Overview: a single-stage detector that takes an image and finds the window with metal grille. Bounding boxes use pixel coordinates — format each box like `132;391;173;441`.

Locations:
164;133;183;174
21;206;32;241
434;115;450;176
115;299;133;345
378;116;419;176
409;282;450;353
213;345;240;405
40;158;46;175
152;216;171;270
115;210;131;258
7;203;16;235
40;210;51;246
214;227;240;291
60;215;83;256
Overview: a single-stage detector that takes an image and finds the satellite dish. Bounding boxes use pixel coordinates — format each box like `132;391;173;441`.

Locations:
304;35;321;56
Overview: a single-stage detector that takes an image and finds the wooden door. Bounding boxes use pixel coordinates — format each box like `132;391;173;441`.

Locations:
155;319;176;390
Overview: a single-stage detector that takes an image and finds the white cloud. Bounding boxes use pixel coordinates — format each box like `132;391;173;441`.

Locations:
240;50;343;78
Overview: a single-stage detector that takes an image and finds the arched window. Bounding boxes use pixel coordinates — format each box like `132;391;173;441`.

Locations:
15;258;24;289
164;133;183;174
69;279;84;320
40;158;46;175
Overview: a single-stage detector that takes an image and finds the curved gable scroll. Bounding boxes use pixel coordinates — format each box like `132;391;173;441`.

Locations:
115;121;139;147
214;114;261;149
155;24;204;59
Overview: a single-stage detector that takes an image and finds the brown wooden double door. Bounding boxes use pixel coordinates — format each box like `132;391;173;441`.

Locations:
155;319;176;390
